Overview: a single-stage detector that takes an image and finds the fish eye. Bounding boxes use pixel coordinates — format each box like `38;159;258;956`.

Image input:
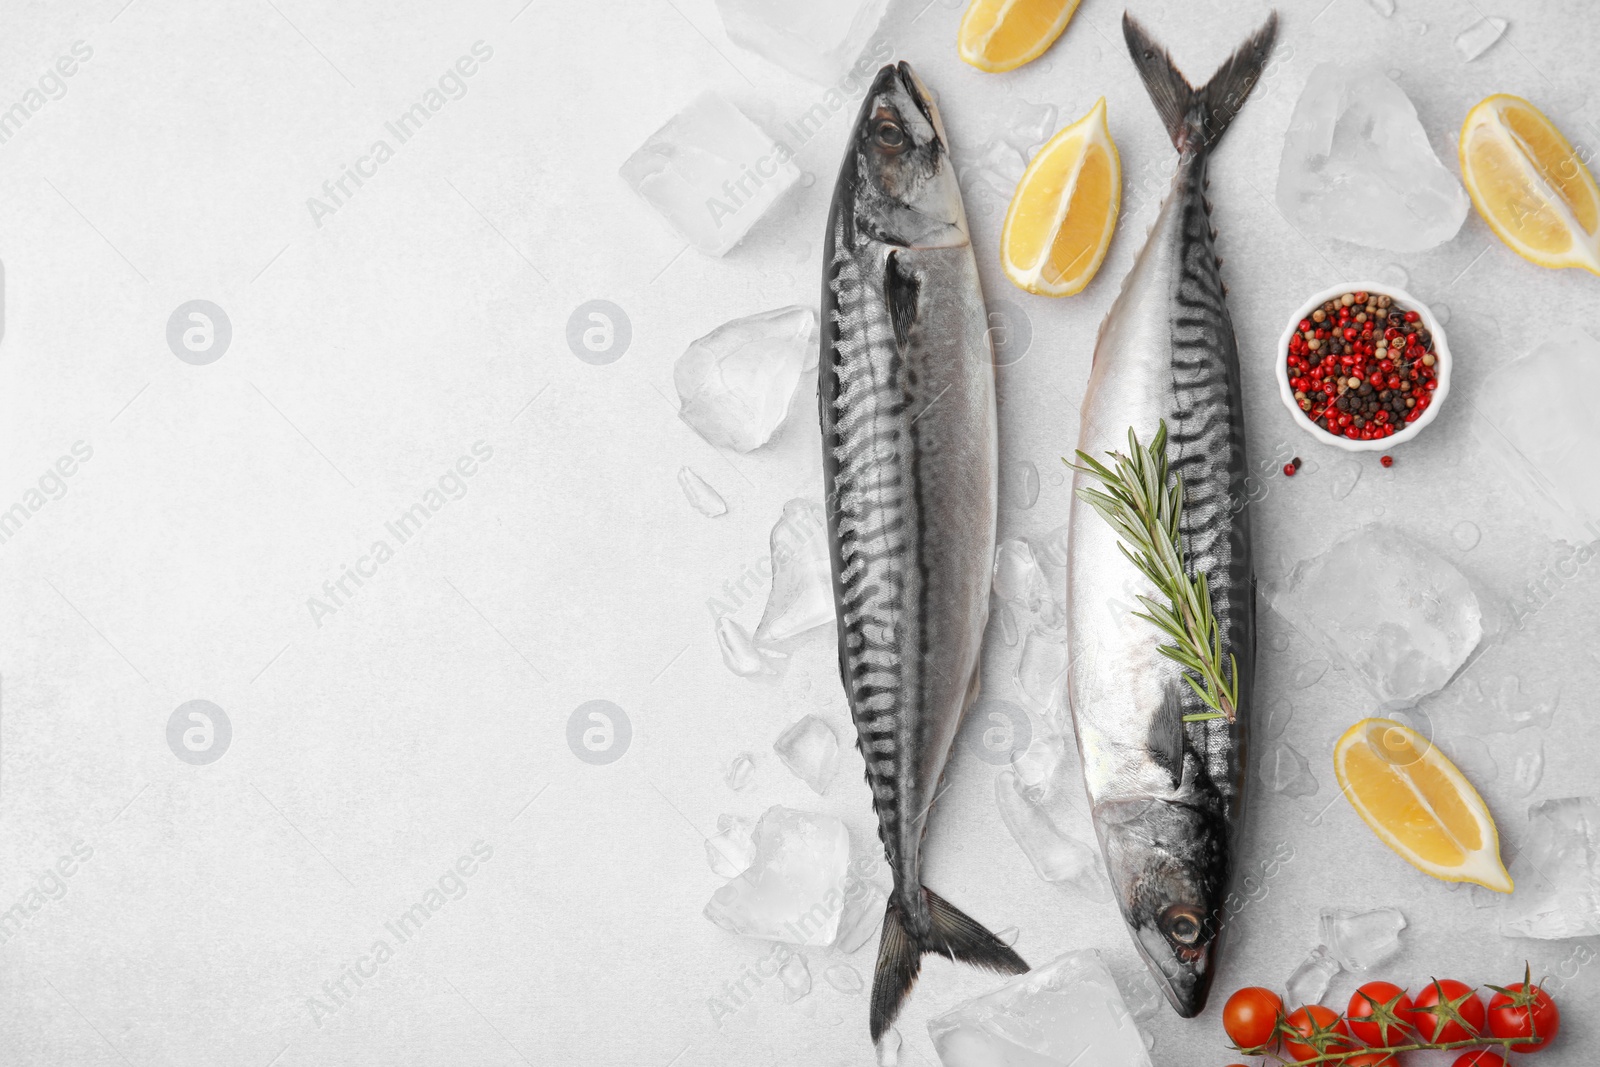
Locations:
874;121;907;151
1161;904;1204;945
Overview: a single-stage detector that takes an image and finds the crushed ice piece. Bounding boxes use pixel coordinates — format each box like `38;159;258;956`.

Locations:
1286;946;1342;1006
620;93;801;255
995;926;1020;947
1035;524;1070;568
713;0;888;83
726;752;756;791
704;805;850;945
928;948;1152;1067
1112;967;1165;1023
876;1028;901;1067
1015;626;1070;715
996;769;1110;897
717;615;777;677
1291;659;1329;689
961;139;1028;201
1452;521;1482;551
676;307;818;452
994;539;1056;621
1448;735;1499;784
834;880;888;952
773;714;840;794
1262;742;1319;798
1368;0;1395;15
1012;731;1065;800
825;963;864;995
1500;797;1600;939
1268;526;1482;709
1006;460;1041;509
997;95;1059;157
1276;62;1469;252
998;603;1019;647
1330;460;1362;500
1264;699;1294;739
756;499;834;642
678;466;728;516
1476;328;1600;539
1319;907;1406;971
706;814;757;877
1493;730;1545;796
779;953;811;1001
1455;16;1507;60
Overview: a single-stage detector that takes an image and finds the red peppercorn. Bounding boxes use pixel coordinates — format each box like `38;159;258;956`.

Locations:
1403;310;1420;323
1283;463;1296;476
1380;455;1394;467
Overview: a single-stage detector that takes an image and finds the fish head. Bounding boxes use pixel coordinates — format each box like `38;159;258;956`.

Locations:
836;62;967;249
1097;797;1229;1017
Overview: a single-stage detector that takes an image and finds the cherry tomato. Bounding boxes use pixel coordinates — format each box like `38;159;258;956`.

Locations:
1408;978;1485;1043
1487;979;1560;1051
1283;1005;1356;1061
1222;986;1282;1050
1345;981;1414;1046
1451;1053;1506;1067
1344;1054;1400;1067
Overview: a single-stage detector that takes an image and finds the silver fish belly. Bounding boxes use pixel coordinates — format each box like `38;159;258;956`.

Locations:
822;61;1025;1046
1067;13;1276;1017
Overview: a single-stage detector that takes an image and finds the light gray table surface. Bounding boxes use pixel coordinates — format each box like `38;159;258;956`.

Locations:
0;0;1597;1065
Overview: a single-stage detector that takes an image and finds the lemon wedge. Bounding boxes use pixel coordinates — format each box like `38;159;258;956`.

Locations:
958;0;1081;73
1334;718;1513;892
999;97;1120;297
1460;94;1600;274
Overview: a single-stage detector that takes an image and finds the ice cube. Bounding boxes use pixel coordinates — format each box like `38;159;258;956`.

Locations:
1319;907;1406;971
707;813;757;877
834;879;888;952
756;499;835;642
1012;731;1065;800
996;769;1109;897
1475;328;1600;540
1494;729;1545;796
704;805;851;945
927;948;1152;1067
1286;946;1341;1007
1262;742;1319;798
1455;16;1507;60
726;751;756;791
716;614;777;677
676;307;818;452
994;539;1055;619
620;93;800;256
825;963;864;995
779;952;811;1001
678;466;728;516
1501;797;1600;939
1268;525;1482;709
774;714;840;794
997;95;1059;157
1016;625;1070;715
713;0;888;83
1276;62;1469;252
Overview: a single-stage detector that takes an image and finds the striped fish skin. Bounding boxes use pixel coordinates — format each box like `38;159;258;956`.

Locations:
821;62;1023;1046
1067;14;1276;1018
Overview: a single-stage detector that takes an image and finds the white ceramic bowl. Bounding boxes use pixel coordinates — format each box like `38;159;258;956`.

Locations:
1275;282;1450;452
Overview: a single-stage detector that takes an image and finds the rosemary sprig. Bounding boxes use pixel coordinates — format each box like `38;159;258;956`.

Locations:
1067;421;1239;723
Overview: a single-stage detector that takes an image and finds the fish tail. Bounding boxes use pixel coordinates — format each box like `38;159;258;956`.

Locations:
869;888;1028;1043
1122;10;1279;154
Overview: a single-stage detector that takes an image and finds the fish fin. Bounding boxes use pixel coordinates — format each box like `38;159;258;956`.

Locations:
869;901;921;1044
1149;680;1187;787
883;250;921;352
1122;10;1278;154
869;891;1028;1043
